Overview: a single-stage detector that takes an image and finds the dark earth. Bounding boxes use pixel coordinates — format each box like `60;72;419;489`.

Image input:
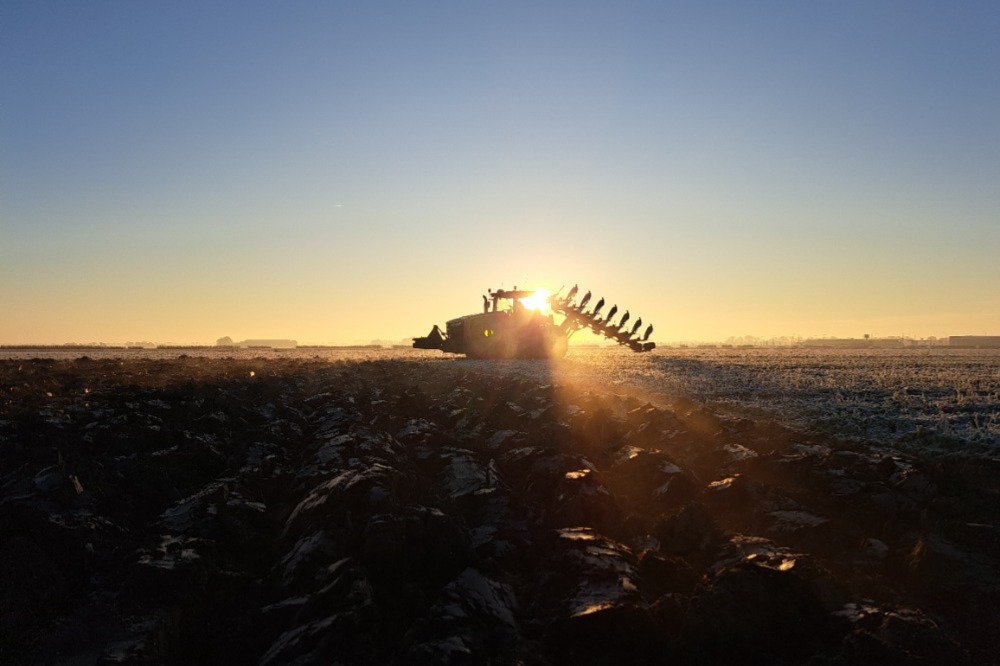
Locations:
1;357;998;664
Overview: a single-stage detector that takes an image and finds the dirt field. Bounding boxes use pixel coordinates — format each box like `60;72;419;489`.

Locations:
1;354;998;664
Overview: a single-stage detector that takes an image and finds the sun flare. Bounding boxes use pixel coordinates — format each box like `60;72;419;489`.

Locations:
520;289;551;312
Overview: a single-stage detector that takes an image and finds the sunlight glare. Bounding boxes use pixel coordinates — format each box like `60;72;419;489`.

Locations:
520;289;551;312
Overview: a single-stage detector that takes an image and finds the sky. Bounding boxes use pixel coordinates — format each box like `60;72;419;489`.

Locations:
2;1;999;345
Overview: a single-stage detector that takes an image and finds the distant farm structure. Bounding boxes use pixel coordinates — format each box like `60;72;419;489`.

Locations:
801;337;906;349
797;336;949;348
795;336;1000;349
949;336;1000;348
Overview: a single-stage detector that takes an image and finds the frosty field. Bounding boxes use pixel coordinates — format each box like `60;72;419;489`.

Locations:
594;347;1000;458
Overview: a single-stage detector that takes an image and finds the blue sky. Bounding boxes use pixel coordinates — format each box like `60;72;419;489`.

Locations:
3;1;999;344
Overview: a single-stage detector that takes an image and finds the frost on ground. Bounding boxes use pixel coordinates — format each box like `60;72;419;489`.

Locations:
546;347;1000;459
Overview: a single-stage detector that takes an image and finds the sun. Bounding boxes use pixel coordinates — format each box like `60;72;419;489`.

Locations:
520;289;551;312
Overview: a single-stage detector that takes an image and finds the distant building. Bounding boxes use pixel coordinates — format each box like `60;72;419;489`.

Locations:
949;336;1000;347
800;338;905;348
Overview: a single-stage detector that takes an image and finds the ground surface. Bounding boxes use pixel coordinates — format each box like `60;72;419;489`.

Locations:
1;353;998;664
